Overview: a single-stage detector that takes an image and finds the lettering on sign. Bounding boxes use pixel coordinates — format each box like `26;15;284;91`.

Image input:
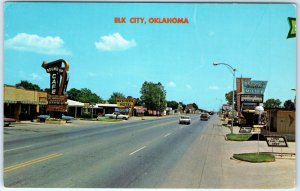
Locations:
47;104;68;112
50;73;60;95
265;136;288;147
242;80;268;95
46;66;64;73
116;98;136;108
241;94;263;103
48;95;67;105
239;126;252;133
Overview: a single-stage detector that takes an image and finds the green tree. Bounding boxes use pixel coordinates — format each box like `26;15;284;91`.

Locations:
107;92;126;104
167;101;179;110
67;88;81;100
67;88;103;103
44;88;50;93
140;81;167;112
283;99;295;110
264;98;282;108
135;98;143;106
77;88;104;103
192;103;199;111
15;80;42;91
225;90;236;105
178;102;186;112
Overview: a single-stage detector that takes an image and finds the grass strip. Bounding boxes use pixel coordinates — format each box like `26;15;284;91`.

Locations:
233;153;275;163
226;133;253;141
96;118;123;122
79;118;123;122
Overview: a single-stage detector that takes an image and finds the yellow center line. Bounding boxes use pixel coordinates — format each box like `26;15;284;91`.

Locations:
4;153;63;173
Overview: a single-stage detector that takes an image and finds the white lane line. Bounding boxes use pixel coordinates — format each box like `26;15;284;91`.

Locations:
4;145;33;153
129;146;146;156
164;132;172;137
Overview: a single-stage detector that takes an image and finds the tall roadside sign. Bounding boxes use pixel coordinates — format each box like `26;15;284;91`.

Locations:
238;79;268;126
42;59;70;118
116;97;136;117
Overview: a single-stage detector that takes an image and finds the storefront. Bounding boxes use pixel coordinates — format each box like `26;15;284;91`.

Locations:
4;85;48;121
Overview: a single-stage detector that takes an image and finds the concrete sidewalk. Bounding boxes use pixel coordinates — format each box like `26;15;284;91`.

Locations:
161;119;296;189
217;125;296;188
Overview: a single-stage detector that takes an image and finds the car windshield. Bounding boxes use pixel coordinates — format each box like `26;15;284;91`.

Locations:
181;116;190;119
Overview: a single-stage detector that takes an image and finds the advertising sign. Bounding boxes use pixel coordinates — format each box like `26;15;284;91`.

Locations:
50;73;61;95
265;136;288;147
240;94;263;103
42;59;70;114
287;17;296;38
48;95;68;105
116;98;136;108
46;104;68;112
242;80;268;94
239;126;252;133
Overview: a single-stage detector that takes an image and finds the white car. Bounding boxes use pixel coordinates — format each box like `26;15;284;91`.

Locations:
179;116;191;125
103;112;129;120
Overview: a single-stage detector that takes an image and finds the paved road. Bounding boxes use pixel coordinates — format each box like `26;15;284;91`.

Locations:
4;115;216;188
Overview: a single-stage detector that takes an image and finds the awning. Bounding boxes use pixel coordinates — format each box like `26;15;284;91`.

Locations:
67;99;84;107
4;100;47;105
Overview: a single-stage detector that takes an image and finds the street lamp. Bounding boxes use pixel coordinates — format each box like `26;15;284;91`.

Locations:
213;62;236;134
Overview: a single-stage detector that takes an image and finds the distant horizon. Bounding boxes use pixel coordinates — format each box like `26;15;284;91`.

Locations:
3;2;296;111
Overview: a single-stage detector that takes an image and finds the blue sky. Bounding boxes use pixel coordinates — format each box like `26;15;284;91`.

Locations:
3;2;296;111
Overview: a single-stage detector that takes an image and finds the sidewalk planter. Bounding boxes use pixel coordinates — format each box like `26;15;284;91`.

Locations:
233;153;275;163
226;133;265;141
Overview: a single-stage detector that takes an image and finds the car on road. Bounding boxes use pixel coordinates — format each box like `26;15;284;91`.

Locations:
4;117;16;127
103;112;129;120
200;113;209;121
179;115;191;125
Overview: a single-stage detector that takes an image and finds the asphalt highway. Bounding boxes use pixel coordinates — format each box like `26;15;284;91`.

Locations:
3;115;216;188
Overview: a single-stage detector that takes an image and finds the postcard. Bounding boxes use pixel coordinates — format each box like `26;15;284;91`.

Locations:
2;1;297;190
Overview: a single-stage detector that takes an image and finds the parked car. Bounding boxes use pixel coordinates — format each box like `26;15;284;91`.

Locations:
179;115;191;125
200;113;209;121
103;112;129;120
4;117;16;127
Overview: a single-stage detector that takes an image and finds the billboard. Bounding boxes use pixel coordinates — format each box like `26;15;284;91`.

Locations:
116;98;136;108
240;94;263;103
242;80;268;95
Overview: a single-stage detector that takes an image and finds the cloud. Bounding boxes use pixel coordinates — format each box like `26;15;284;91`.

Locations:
18;71;26;78
5;33;71;55
95;33;136;51
185;84;192;89
87;72;97;77
209;85;220;90
168;81;177;88
31;73;43;80
208;31;215;36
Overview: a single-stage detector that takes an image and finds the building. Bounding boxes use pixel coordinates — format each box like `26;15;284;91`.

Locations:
66;99;84;118
265;109;295;141
4;85;47;121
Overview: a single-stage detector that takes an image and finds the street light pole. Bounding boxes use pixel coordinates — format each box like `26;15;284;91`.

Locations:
213;62;236;134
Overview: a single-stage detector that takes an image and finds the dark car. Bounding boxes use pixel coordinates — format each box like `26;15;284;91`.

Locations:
200;113;209;121
4;117;16;127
